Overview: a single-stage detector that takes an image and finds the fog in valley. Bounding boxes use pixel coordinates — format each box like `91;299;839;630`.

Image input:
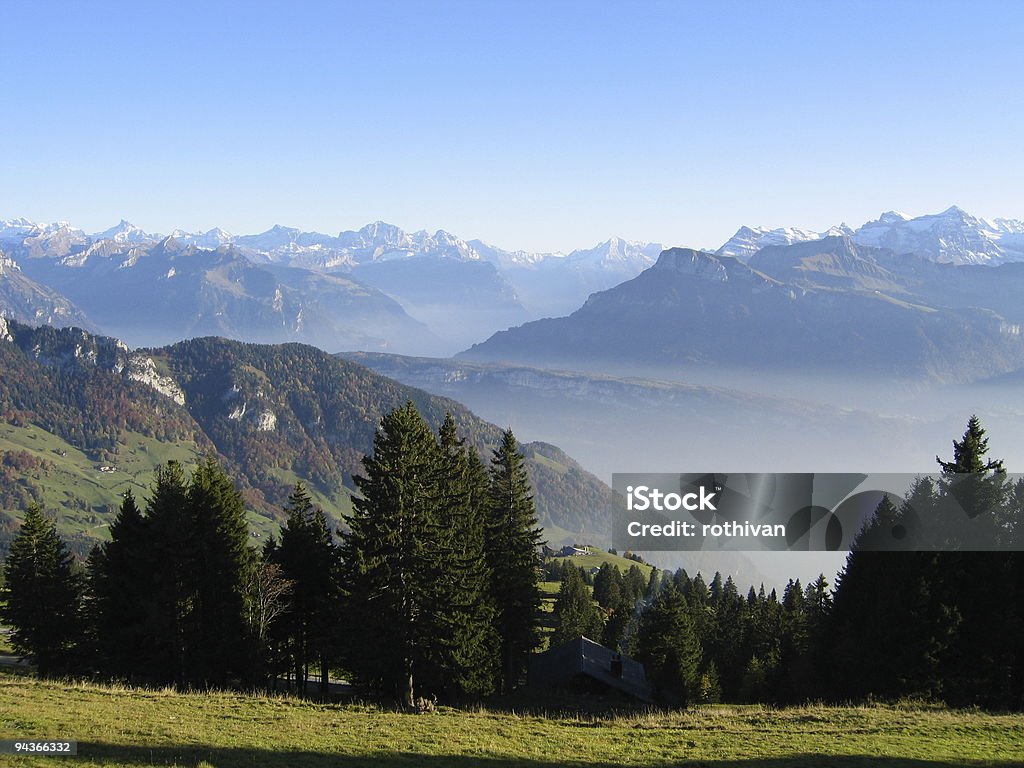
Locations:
350;353;1024;588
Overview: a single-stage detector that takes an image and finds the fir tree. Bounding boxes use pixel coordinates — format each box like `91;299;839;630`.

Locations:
431;416;500;697
90;491;152;679
635;583;702;706
485;428;543;693
933;416;1013;705
0;503;83;676
144;460;194;685
187;457;254;687
550;563;603;647
270;483;343;695
342;402;443;706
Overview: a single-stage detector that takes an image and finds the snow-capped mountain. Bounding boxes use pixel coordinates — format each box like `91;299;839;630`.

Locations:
719;207;1024;266
851;206;1024;264
167;227;234;249
565;236;663;273
716;225;853;261
0;220;89;259
92;220;161;244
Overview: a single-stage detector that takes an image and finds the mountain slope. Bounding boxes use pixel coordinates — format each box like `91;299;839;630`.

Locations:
0;251;93;329
461;247;1024;382
0;321;618;554
16;238;432;353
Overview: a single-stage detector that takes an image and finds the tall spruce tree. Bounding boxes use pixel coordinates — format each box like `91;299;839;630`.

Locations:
188;457;255;687
485;428;543;694
0;503;83;677
934;416;1013;706
144;460;194;685
269;483;343;695
550;564;603;647
90;491;152;679
635;582;702;706
342;402;444;706
431;415;500;697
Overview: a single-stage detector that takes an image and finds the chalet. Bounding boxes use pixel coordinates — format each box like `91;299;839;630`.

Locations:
557;545;589;557
527;636;654;702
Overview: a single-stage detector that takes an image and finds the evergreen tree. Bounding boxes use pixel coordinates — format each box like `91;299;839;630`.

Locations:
933;416;1013;706
830;494;955;701
144;460;194;685
342;402;443;706
484;428;543;694
0;503;83;676
550;563;603;646
268;483;343;695
90;491;152;679
708;575;746;700
187;457;254;687
635;583;702;706
431;415;500;698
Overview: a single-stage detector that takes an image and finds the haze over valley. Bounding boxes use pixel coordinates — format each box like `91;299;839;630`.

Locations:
5;205;1024;586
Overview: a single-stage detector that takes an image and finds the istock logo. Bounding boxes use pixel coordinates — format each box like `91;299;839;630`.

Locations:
625;484;718;512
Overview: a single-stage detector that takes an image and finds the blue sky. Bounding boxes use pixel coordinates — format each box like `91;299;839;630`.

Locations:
3;1;1023;252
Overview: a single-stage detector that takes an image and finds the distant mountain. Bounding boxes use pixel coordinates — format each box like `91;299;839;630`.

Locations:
473;236;663;317
0;216;665;351
747;236;901;292
461;245;1024;382
851;206;1022;265
720;206;1024;266
717;225;852;261
15;237;432;354
0;321;620;553
0;250;92;329
8;206;1024;356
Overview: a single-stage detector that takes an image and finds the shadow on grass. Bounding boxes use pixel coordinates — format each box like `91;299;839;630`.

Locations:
76;743;1021;768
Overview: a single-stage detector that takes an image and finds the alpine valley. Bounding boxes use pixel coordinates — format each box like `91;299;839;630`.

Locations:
7;205;1024;586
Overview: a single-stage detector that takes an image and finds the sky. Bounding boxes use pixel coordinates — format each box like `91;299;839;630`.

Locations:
3;0;1024;253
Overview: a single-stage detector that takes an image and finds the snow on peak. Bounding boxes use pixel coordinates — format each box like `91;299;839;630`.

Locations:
94;220;160;244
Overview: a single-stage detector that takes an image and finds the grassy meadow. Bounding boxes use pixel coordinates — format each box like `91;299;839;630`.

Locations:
0;675;1021;768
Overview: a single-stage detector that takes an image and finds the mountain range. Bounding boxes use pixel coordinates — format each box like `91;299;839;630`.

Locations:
716;206;1024;265
4;205;1024;367
463;237;1024;383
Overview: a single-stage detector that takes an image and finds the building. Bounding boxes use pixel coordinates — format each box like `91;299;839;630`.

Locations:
527;636;654;702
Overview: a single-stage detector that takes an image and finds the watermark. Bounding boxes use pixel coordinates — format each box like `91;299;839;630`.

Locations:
612;473;1024;552
0;740;78;755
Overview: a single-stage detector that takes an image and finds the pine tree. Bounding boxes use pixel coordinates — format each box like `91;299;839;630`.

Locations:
550;563;603;646
431;416;500;697
187;457;254;687
0;503;83;676
933;416;1013;705
144;460;195;685
485;428;543;694
342;402;443;706
90;491;152;679
270;483;343;696
635;582;702;706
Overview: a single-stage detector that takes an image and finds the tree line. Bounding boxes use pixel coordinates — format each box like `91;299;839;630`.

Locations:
545;416;1022;709
0;402;542;706
1;411;1021;710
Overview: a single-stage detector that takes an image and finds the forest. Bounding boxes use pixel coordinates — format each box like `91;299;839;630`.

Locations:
1;407;1021;710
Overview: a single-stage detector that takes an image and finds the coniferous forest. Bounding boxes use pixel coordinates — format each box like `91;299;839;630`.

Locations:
1;406;1021;711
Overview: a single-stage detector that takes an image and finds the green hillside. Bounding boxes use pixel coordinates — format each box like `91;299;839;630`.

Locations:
0;322;617;556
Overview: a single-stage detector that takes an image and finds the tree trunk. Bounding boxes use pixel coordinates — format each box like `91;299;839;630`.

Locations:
320;654;329;698
402;659;415;709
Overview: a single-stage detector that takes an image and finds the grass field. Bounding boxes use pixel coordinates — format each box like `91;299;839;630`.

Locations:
0;423;207;540
0;677;1020;767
